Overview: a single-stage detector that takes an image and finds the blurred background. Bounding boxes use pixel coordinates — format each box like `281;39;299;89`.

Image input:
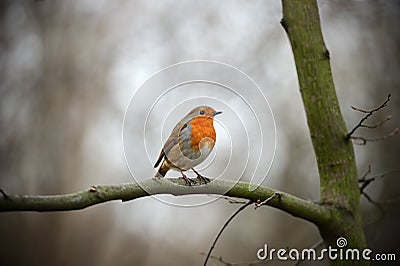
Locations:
0;0;399;265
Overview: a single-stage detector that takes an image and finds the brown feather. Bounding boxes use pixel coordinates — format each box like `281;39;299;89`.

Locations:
153;150;165;168
154;123;187;168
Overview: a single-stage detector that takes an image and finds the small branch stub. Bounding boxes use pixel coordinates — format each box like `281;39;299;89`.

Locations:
280;18;288;32
0;189;9;199
255;192;280;209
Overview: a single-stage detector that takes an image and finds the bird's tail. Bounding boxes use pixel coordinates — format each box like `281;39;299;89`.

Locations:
153;163;169;179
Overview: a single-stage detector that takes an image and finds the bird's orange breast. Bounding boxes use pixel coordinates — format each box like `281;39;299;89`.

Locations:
188;117;216;151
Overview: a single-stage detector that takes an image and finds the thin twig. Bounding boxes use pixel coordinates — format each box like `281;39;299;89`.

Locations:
360;115;392;129
202;194;279;265
362;194;400;226
359;178;374;193
351;128;399;145
359;169;400;192
347;93;392;138
365;170;400;181
359;168;400;206
255;193;279;209
361;191;385;216
358;165;373;198
362;195;400;228
359;170;385;218
204;200;253;266
358;168;400;225
359;165;372;182
350;94;391;113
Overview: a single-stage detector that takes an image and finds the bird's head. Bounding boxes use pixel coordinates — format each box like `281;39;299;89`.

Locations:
186;106;222;121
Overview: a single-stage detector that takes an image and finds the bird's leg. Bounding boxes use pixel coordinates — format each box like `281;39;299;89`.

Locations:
180;171;196;186
192;168;210;184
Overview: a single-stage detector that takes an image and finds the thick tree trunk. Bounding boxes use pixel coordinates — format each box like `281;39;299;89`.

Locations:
281;0;367;265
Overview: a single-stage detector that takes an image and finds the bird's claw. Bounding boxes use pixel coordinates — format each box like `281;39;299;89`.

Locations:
191;168;210;184
196;174;210;184
181;174;196;186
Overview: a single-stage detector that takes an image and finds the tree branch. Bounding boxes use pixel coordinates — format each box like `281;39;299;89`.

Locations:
0;178;332;226
281;0;367;261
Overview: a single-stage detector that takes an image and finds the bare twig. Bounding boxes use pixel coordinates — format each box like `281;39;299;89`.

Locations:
350;93;391;114
360;115;392;129
350;94;390;113
359;166;375;193
204;201;253;266
359;168;400;193
255;193;280;209
362;193;400;226
357;166;400;225
361;191;385;217
203;194;279;265
347;93;392;139
361;191;378;205
359;165;372;181
351;128;399;145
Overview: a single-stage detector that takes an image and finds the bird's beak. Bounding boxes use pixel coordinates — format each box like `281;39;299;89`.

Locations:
213;111;222;116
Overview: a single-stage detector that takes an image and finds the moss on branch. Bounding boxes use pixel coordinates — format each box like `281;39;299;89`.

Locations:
0;178;333;227
281;0;367;264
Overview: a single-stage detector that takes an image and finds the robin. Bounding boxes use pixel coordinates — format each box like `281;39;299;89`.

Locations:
153;106;222;185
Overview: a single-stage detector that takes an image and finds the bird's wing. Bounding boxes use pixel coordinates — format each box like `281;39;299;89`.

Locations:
153;121;188;168
153;150;165;168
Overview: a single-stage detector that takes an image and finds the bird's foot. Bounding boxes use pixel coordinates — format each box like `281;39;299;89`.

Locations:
181;173;196;186
197;175;210;184
192;168;210;184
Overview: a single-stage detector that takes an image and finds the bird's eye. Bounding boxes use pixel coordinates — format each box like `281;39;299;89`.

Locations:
199;110;205;115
